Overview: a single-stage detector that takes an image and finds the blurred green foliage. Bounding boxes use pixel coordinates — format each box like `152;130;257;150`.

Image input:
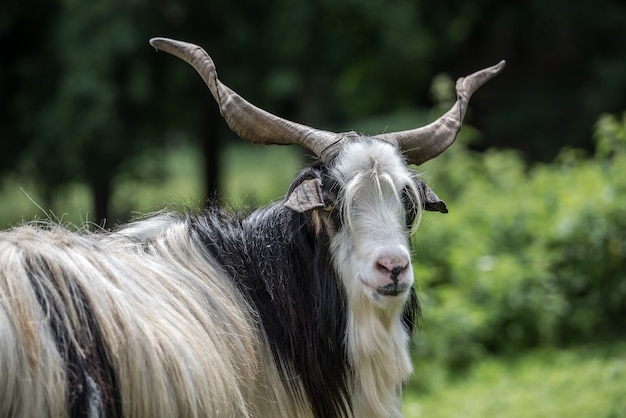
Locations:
412;112;626;371
0;143;301;228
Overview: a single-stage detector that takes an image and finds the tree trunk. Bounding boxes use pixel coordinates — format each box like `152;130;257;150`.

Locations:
201;98;220;203
92;179;111;229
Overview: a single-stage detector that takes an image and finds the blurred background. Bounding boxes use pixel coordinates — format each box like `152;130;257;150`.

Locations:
2;0;625;416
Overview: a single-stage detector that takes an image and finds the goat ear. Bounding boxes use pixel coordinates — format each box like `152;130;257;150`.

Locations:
418;180;448;213
285;178;325;213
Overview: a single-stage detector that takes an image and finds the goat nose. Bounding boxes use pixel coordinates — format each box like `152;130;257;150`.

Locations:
376;254;410;283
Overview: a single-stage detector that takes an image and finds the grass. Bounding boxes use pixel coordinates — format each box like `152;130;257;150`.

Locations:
403;343;626;418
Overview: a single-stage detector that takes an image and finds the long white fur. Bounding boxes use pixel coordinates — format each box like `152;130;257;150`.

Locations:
0;217;312;418
330;140;421;418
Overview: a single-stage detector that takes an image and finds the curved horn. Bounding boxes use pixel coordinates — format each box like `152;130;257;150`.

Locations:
377;60;505;165
149;37;344;163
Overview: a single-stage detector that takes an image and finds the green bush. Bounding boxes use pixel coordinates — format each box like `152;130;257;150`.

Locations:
412;112;626;371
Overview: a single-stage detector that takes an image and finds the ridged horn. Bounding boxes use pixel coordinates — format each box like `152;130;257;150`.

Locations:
149;37;345;163
377;60;505;165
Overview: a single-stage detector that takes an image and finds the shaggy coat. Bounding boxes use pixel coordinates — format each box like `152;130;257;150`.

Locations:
0;139;423;418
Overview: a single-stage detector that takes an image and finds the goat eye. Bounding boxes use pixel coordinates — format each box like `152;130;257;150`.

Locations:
401;187;418;225
401;188;414;210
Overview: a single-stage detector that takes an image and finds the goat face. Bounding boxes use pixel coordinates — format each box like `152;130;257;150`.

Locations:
329;139;419;313
283;136;422;313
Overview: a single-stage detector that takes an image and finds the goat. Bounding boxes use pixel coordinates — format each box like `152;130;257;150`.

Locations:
0;38;503;418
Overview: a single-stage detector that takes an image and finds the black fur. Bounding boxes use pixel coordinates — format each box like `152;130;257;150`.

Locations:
191;164;420;418
24;253;121;417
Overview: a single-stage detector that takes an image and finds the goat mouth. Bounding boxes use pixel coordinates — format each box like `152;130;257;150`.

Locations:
376;283;409;296
361;280;409;297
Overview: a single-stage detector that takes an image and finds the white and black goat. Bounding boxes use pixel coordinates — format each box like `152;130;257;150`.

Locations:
0;38;503;418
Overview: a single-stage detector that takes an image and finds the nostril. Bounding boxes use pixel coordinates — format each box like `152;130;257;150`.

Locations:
376;261;406;273
376;262;390;274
